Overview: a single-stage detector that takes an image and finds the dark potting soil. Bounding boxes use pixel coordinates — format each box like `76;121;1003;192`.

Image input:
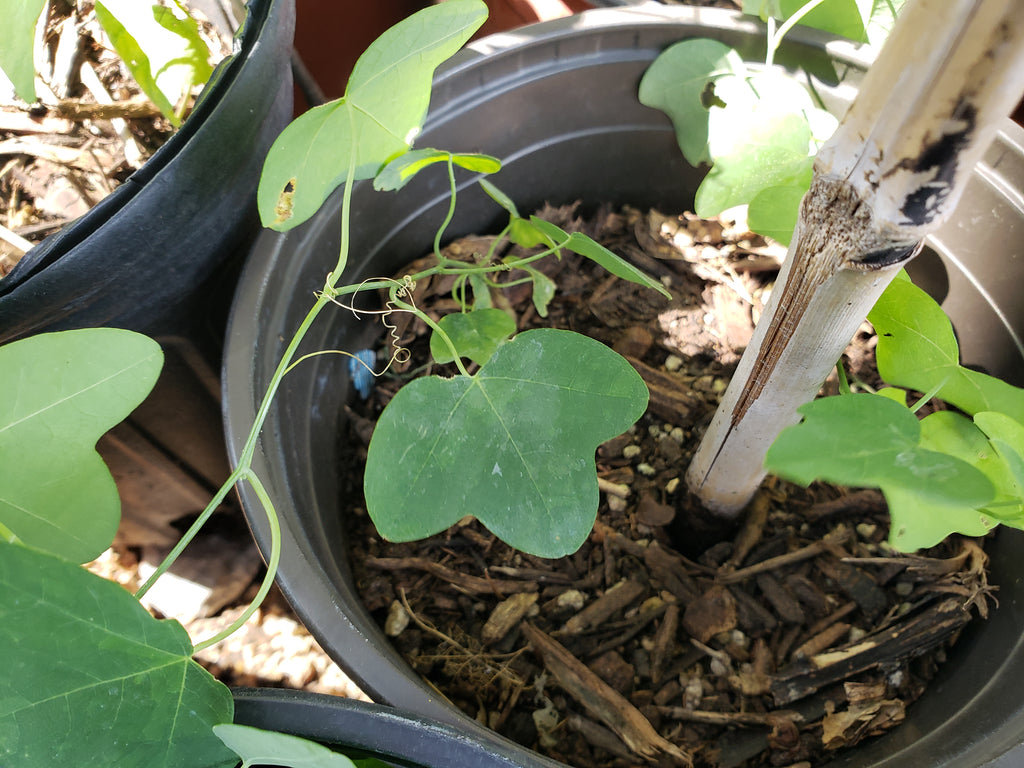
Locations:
339;204;994;768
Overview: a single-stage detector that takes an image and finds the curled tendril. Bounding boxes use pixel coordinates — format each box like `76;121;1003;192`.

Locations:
321;275;419;375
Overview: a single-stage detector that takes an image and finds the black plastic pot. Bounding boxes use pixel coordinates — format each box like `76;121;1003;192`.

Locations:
0;0;294;540
224;7;1024;767
232;687;540;767
0;0;294;344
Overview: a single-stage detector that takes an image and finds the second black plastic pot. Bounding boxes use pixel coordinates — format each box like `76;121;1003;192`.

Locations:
224;7;1024;767
232;687;534;767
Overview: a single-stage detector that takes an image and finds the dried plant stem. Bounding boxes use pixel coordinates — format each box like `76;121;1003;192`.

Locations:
688;0;1024;516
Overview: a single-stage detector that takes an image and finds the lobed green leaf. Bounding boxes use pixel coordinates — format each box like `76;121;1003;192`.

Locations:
766;393;996;550
868;276;1024;422
257;0;487;231
0;329;163;563
364;329;649;558
638;38;747;167
0;541;235;768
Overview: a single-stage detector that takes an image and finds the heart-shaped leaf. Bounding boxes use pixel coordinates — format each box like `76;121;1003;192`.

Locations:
0;329;163;563
364;329;648;558
0;541;235;767
638;38;747;166
766;393;995;550
258;0;487;231
430;309;516;365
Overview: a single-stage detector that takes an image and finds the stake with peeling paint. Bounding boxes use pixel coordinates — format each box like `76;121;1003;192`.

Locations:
687;0;1024;516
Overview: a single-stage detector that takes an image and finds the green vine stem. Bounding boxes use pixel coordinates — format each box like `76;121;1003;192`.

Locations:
136;155;359;607
765;0;829;67
192;469;281;652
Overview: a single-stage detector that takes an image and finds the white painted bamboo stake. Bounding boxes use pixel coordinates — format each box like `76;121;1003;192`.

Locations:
687;0;1024;516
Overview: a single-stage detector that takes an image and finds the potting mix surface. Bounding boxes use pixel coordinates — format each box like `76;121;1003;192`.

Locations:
341;204;994;768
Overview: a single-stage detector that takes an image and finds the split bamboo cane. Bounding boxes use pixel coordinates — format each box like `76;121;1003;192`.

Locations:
687;0;1024;516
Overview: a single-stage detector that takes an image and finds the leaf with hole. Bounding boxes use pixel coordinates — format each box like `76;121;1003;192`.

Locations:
430;309;516;365
364;329;648;557
0;329;162;563
638;38;747;167
258;0;487;231
0;541;235;768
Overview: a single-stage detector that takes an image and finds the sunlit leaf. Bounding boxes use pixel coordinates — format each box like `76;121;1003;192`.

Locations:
638;38;747;166
747;184;807;245
258;0;487;231
365;329;648;557
865;0;907;46
95;0;213;125
0;541;235;768
0;329;162;563
696;110;813;217
747;0;875;42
